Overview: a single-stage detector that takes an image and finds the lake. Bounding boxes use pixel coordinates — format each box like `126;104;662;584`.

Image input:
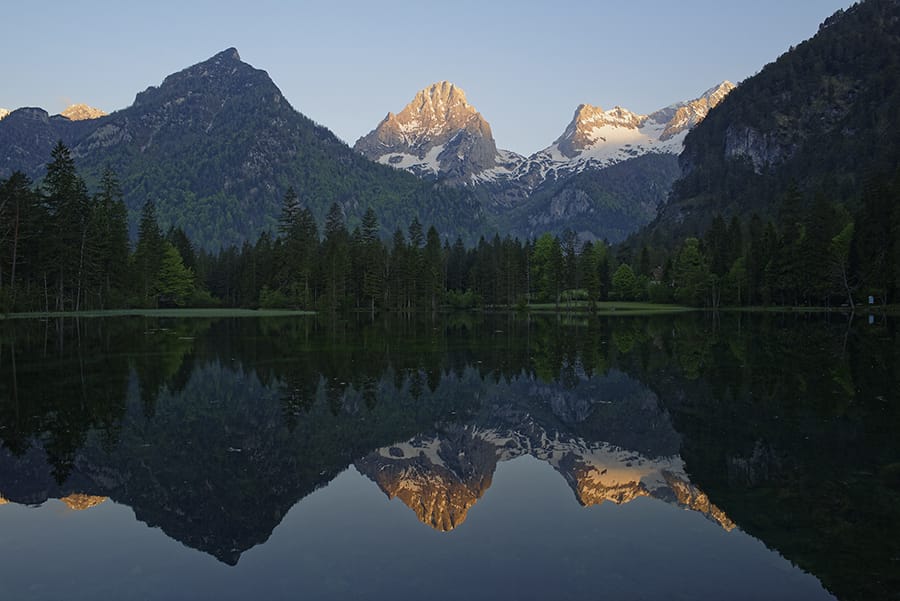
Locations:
0;312;897;600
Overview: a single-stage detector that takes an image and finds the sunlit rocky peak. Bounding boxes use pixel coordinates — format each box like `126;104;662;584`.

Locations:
0;108;10;121
357;426;735;533
60;103;107;121
354;81;518;182
59;493;108;511
657;81;735;140
355;433;498;532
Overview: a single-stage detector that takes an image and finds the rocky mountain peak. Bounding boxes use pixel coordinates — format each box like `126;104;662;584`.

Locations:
132;46;272;110
658;80;735;140
354;81;509;181
0;108;9;121
60;103;107;121
408;80;472;119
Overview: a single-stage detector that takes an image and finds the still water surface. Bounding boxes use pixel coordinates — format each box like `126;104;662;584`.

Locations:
0;313;897;600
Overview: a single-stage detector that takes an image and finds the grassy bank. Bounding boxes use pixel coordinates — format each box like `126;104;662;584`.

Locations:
523;301;695;315
1;308;316;320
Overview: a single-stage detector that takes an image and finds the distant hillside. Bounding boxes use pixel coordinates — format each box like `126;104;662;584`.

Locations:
0;49;487;250
643;0;900;246
496;153;681;243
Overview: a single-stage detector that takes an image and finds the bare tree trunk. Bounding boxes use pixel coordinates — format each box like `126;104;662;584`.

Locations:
840;265;854;310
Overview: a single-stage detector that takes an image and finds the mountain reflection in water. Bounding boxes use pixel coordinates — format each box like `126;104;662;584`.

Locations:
0;313;897;601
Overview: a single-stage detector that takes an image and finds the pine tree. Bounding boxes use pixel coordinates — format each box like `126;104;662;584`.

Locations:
321;202;349;311
94;166;130;307
388;228;408;310
360;208;384;315
423;226;443;311
277;187;319;307
134;199;164;305
43;141;92;310
0;172;40;309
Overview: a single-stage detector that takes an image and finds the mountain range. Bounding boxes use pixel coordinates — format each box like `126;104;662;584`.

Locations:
0;50;730;248
355;80;734;188
1;0;895;251
353;80;734;241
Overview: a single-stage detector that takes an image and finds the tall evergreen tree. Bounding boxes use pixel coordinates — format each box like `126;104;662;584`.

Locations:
360;208;384;315
423;226;443;311
0;172;40;309
94;166;130;307
134;199;164;305
43;141;92;310
321;202;350;311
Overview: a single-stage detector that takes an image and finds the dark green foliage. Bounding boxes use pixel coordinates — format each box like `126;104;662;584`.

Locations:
611;264;638;301
531;233;563;304
5;140;899;312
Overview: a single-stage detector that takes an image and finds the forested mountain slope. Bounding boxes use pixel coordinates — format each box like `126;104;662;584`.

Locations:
644;0;900;246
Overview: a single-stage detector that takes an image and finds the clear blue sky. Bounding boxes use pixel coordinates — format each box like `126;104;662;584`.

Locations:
2;0;853;155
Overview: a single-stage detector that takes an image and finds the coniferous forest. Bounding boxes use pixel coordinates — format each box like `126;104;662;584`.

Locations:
1;142;899;314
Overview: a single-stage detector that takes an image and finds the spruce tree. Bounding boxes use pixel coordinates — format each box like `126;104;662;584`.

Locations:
360;208;384;315
134;199;164;305
43;141;91;310
321;202;349;311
